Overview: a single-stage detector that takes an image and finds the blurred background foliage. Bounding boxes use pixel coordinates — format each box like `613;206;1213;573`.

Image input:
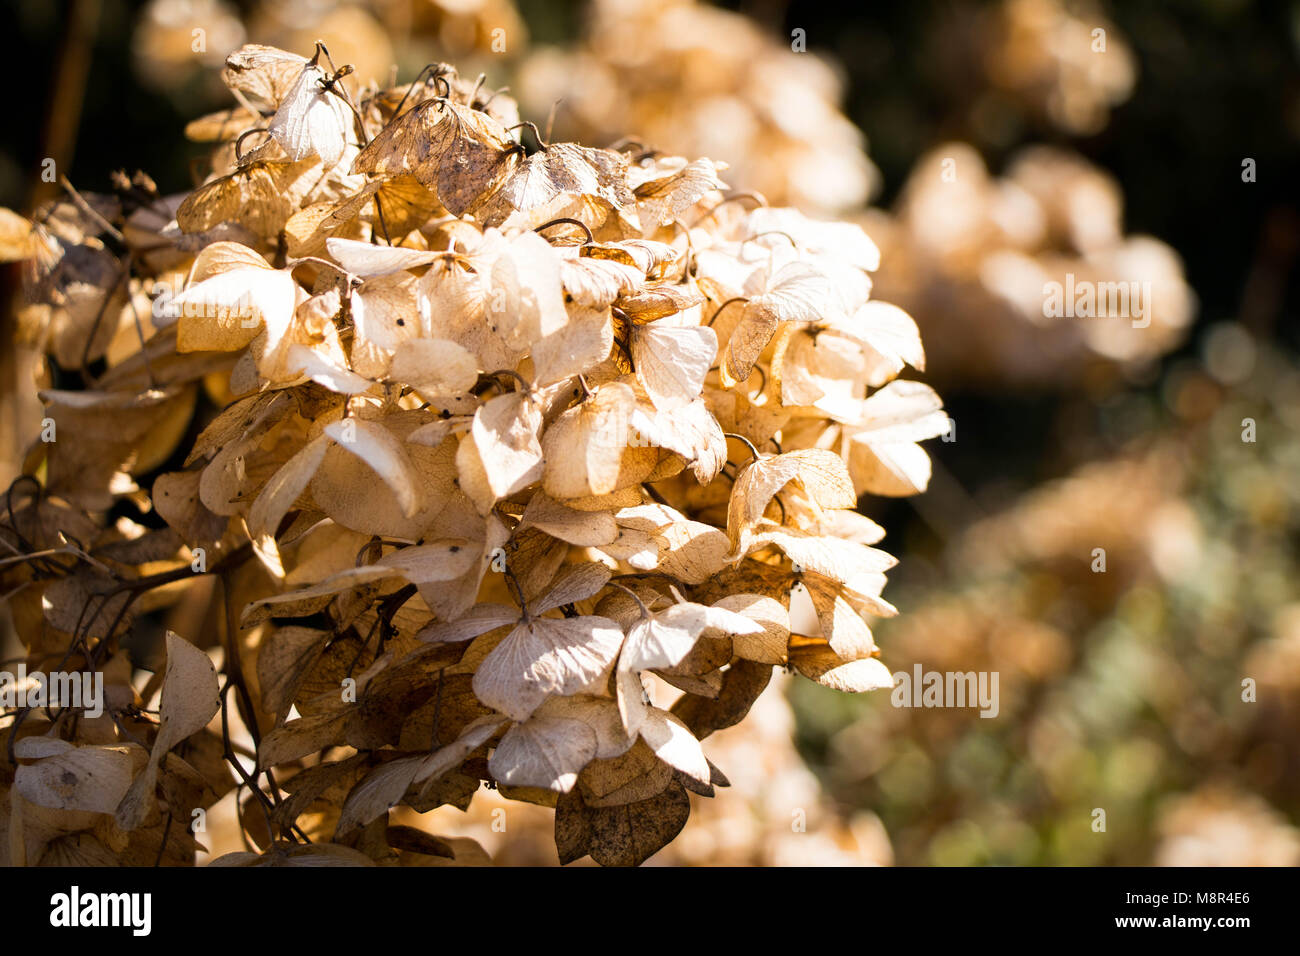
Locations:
3;0;1299;864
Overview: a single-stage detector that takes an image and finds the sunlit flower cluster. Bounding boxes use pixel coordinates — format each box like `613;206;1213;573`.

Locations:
0;44;940;865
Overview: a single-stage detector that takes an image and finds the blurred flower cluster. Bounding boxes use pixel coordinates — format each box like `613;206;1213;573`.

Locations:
133;0;526;100
862;143;1195;389
793;335;1300;864
982;0;1136;135
516;0;879;216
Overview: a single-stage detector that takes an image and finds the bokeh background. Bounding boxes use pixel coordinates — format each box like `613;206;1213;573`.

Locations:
3;0;1299;865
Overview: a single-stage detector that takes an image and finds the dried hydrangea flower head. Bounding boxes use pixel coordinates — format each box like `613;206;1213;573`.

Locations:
0;45;943;866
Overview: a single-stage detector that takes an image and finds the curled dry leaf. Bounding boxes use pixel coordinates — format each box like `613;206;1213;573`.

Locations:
555;779;691;867
726;448;858;554
15;742;139;815
844;379;950;496
490;715;598;792
352;98;521;217
222;44;308;111
473;615;624;721
115;632;220;830
270;59;354;166
541;382;636;499
631;322;717;411
481;143;634;222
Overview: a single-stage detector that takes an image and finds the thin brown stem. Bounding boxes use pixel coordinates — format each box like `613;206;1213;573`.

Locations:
533;217;593;244
707;297;748;327
724;432;761;464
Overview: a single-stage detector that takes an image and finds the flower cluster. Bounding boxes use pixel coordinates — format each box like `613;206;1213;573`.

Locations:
132;0;524;101
862;143;1194;388
982;0;1136;135
1;45;942;866
517;0;878;216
